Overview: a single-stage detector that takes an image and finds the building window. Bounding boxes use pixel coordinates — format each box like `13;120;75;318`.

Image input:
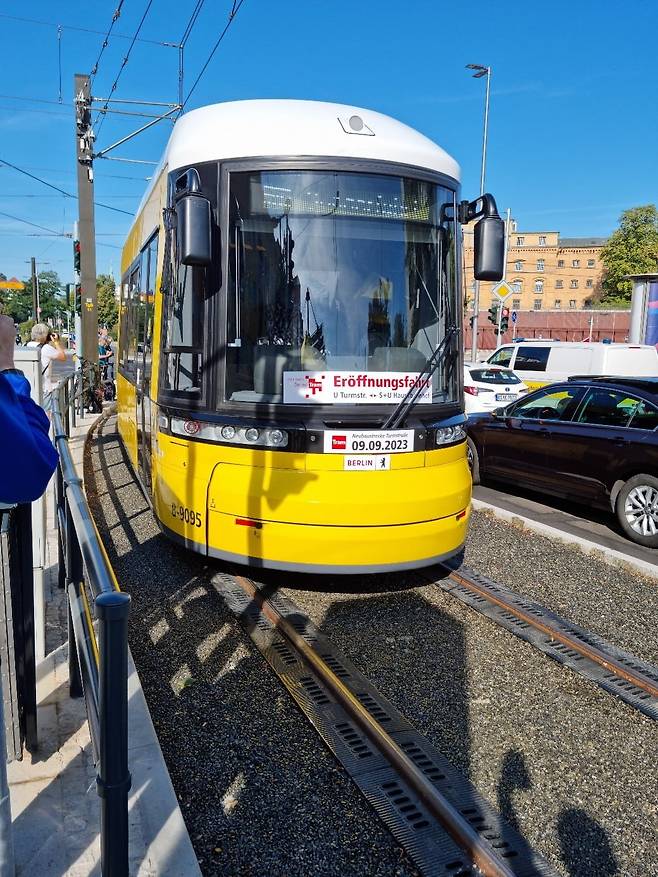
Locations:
570;279;579;288
539;235;547;246
555;280;563;289
512;298;521;310
533;299;542;310
569;299;577;309
586;278;593;288
558;259;564;268
572;259;580;268
554;299;562;309
516;236;524;246
514;260;523;271
587;259;595;267
512;279;522;291
535;279;544;293
536;259;545;271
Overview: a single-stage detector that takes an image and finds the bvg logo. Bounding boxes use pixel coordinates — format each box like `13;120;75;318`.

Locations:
304;374;325;398
332;435;347;450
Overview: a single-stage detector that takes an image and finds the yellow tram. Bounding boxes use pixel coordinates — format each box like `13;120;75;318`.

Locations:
117;100;503;572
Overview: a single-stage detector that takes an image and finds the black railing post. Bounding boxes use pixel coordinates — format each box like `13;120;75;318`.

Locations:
95;591;131;877
56;464;66;591
66;499;84;698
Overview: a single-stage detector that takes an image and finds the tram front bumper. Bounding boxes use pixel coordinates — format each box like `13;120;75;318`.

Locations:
204;448;471;572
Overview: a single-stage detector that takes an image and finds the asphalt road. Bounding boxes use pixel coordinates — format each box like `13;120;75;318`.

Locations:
473;481;658;571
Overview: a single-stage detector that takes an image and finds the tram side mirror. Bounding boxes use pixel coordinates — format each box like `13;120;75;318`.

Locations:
178;194;212;267
474;215;505;280
459;193;505;281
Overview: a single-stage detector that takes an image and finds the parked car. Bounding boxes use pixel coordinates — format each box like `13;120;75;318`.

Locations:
466;376;658;547
484;341;658;390
464;364;528;415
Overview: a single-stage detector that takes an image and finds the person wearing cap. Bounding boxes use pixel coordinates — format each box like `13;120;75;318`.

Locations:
0;315;58;504
26;323;66;411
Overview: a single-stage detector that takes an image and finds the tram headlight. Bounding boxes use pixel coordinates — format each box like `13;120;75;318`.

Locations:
267;429;285;445
245;427;260;443
221;425;236;440
435;425;466;446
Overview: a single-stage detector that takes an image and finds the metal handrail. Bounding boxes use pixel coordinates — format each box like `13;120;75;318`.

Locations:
52;377;131;877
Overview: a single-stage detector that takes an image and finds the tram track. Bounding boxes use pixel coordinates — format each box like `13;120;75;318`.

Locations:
211;571;558;877
430;564;658;721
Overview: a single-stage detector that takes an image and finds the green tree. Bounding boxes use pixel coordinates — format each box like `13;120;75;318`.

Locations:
600;205;658;303
97;274;118;332
0;270;64;324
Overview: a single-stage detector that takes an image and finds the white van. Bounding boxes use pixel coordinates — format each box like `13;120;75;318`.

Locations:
485;341;658;389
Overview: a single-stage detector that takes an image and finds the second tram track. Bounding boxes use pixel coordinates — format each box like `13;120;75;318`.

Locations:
430;564;658;721
211;571;558;877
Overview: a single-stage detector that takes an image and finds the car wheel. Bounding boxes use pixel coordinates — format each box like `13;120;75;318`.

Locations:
466;437;480;485
615;474;658;547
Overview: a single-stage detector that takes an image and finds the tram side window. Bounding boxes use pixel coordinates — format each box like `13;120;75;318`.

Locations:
142;232;159;379
160;236;204;398
124;262;142;380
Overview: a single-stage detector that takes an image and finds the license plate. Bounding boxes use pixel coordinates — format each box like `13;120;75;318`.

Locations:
343;455;390;471
496;393;515;401
324;429;413;454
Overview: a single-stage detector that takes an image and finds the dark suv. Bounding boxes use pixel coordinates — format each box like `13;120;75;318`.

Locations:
466;376;658;547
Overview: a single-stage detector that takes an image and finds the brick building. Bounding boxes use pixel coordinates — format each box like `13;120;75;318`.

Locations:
463;225;607;312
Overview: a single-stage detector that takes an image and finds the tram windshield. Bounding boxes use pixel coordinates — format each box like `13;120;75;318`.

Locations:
226;169;459;406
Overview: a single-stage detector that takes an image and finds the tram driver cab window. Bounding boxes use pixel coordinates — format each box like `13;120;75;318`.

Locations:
225;169;459;405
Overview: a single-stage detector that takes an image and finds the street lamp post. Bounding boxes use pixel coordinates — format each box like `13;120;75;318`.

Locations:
466;63;491;363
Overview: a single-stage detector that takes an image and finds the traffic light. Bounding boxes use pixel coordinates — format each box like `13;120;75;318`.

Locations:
488;303;499;325
75;283;81;314
500;307;510;333
469;315;475;329
73;239;81;275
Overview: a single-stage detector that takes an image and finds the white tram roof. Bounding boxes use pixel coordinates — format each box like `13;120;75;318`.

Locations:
161;99;460;181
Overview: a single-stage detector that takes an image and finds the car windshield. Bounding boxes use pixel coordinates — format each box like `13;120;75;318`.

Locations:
225;169;459;406
469;368;520;385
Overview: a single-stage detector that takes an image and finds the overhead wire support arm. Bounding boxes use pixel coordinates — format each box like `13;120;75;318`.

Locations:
90;97;181;107
92;108;180;160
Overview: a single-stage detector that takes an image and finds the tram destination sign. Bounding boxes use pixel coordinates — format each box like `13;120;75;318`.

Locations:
283;371;432;405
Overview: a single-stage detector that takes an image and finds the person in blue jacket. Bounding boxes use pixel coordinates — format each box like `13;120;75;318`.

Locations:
0;315;58;504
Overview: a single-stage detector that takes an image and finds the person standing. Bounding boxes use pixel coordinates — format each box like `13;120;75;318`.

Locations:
27;323;66;411
0;316;58;503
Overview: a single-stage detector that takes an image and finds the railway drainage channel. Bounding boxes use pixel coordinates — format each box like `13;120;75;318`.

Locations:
211;572;558;877
435;565;658;721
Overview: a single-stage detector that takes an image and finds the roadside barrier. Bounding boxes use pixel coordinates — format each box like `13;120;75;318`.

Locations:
52;379;131;877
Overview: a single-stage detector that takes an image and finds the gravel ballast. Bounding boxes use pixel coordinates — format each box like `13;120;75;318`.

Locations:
85;418;419;877
87;419;657;876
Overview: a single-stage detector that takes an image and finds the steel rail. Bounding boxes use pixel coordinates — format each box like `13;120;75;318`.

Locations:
444;568;658;700
233;575;516;877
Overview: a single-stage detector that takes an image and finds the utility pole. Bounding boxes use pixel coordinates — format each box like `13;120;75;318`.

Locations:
466;63;492;364
74;73;98;364
30;257;38;322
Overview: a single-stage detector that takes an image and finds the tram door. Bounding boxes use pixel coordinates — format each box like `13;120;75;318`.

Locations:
136;234;158;495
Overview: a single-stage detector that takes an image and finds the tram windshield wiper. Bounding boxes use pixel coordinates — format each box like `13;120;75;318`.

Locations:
382;326;459;430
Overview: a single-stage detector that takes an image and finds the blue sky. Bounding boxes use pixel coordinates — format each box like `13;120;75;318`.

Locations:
1;0;657;286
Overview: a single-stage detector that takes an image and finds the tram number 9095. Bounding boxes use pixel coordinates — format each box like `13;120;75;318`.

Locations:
171;503;202;528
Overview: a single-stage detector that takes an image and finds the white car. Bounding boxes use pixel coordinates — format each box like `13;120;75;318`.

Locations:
464;364;528;414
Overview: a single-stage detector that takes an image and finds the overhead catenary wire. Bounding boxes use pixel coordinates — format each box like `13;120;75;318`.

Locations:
90;1;125;83
182;0;247;108
0;158;134;216
0;12;174;47
0;210;69;237
94;0;156;136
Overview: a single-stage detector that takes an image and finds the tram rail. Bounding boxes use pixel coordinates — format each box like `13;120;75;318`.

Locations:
432;564;658;721
211;572;558;877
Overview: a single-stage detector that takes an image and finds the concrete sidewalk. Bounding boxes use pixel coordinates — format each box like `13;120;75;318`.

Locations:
7;411;201;876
